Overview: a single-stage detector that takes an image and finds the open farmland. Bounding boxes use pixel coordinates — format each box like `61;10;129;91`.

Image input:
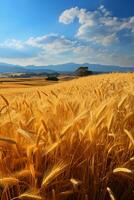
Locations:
0;76;75;97
0;73;134;200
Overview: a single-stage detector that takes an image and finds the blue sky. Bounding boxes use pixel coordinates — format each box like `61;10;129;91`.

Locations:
0;0;134;66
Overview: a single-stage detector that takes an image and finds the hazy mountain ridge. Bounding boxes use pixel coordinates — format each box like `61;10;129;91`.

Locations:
0;62;134;74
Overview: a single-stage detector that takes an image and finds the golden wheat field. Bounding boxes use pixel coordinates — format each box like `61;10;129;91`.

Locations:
0;73;134;200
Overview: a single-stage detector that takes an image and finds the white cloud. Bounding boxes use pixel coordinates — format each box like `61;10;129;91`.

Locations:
26;34;78;54
0;32;134;66
59;5;134;46
59;7;79;24
0;34;91;65
26;34;58;48
0;39;24;50
0;34;78;56
0;6;133;67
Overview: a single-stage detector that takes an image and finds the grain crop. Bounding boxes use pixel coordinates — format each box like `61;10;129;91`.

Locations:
0;73;134;199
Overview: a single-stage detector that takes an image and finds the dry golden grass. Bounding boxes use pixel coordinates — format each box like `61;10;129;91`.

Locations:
0;73;134;200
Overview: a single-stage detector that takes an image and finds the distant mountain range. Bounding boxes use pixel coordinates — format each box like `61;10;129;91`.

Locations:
0;62;134;74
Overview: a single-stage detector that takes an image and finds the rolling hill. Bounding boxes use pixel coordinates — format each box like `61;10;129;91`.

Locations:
0;62;134;74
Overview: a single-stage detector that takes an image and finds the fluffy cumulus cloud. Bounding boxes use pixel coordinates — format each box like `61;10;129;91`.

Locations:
0;34;93;65
0;38;40;59
59;5;134;46
0;5;134;66
26;34;79;54
0;39;24;50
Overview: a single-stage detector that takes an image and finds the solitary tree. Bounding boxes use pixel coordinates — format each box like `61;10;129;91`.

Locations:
75;67;92;76
46;73;59;81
